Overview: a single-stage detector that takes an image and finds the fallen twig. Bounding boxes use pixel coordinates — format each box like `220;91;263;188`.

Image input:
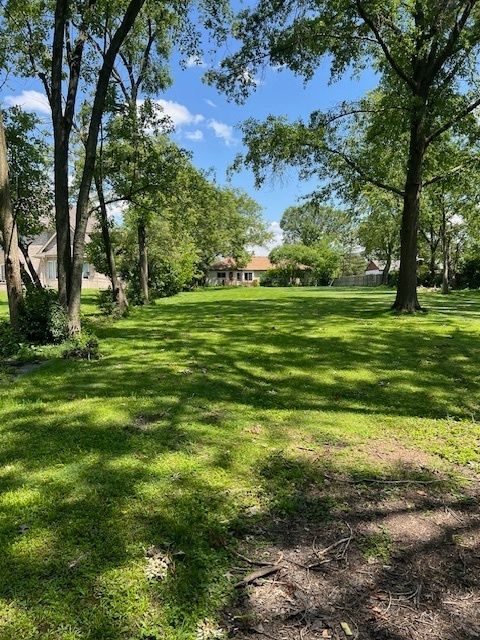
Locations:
324;474;444;485
231;549;277;567
235;564;283;588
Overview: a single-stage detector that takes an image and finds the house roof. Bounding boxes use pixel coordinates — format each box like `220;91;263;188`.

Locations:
212;256;273;271
34;206;98;258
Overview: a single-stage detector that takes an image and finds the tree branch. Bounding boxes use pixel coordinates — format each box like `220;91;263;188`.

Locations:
325;145;405;197
355;0;416;91
423;159;480;187
426;95;480;145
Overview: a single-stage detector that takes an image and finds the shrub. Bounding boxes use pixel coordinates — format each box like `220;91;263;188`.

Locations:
0;320;21;358
18;287;68;344
261;266;294;287
97;288;127;318
456;257;480;289
62;334;100;360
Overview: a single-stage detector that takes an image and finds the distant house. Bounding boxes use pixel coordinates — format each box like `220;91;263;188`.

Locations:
0;208;110;290
365;259;400;276
206;256;273;286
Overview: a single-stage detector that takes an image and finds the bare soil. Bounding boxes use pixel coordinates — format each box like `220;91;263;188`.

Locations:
225;444;480;640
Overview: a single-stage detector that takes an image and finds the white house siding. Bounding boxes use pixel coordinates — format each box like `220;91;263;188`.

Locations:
206;269;266;286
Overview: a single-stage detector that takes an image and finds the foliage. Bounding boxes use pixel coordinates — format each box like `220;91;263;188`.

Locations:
456;257;480;290
97;288;128;318
61;333;100;360
261;266;296;287
358;191;401;265
120;212;199;302
269;242;342;285
18;288;68;345
86;224;125;280
0;320;21;359
4;106;53;242
340;253;367;277
280;202;354;248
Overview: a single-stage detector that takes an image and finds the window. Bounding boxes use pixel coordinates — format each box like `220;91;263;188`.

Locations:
47;259;57;280
82;262;91;279
237;272;242;280
217;272;226;279
0;264;5;281
244;272;253;281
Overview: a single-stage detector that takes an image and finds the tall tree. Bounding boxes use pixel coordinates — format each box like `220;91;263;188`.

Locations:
210;1;480;312
0;112;23;329
358;189;401;285
4;107;53;288
4;0;151;331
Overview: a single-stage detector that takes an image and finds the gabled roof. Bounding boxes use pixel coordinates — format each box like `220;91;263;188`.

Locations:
211;256;273;271
34;206;98;258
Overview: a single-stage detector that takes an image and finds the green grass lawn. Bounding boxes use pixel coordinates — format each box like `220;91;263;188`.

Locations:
0;286;479;639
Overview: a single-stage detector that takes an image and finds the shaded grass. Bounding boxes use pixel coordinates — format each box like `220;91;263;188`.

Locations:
0;286;479;639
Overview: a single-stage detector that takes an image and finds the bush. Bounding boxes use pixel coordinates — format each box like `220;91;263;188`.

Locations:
456;257;480;289
0;320;21;358
261;266;296;287
62;334;100;360
18;287;68;344
388;270;399;287
97;288;127;318
417;264;441;287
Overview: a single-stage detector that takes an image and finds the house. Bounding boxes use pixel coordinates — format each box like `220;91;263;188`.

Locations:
365;259;400;276
206;256;273;286
0;208;110;290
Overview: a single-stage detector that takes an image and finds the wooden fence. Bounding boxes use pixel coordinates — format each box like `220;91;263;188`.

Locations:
331;273;383;287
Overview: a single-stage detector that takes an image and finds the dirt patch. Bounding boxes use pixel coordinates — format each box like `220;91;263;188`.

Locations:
225;459;480;640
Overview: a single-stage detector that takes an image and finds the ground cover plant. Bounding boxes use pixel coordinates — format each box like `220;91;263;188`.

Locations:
0;286;479;640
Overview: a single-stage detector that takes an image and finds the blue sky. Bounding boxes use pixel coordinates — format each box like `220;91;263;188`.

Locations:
1;31;377;249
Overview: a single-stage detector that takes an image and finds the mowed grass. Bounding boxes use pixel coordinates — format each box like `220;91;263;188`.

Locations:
0;286;479;639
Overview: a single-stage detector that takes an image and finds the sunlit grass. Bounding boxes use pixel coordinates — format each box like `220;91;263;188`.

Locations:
0;286;479;639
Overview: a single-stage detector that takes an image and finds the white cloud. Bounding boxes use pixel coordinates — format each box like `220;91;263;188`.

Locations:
205;99;217;108
249;221;283;256
239;68;263;87
5;89;50;114
185;129;204;141
185;55;207;68
208;119;236;146
155;99;204;129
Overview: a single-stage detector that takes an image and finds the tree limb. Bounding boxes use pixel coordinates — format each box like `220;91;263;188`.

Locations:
355;0;416;91
426;95;480;145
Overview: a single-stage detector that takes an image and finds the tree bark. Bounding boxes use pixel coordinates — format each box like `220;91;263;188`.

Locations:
94;173;128;312
441;206;450;295
392;108;425;312
137;220;149;303
68;0;147;334
0;114;23;330
51;0;72;308
19;241;43;289
381;252;392;285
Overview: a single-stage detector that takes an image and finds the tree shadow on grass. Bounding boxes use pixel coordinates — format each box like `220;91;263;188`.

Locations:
226;450;480;640
12;288;480;423
0;288;479;638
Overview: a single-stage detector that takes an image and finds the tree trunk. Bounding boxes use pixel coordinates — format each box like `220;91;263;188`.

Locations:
137;220;149;303
94;173;128;312
392;109;426;313
68;0;147;334
19;241;43;289
51;0;72;308
0;114;23;330
428;240;436;285
381;253;392;285
441;207;450;295
53;134;72;307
